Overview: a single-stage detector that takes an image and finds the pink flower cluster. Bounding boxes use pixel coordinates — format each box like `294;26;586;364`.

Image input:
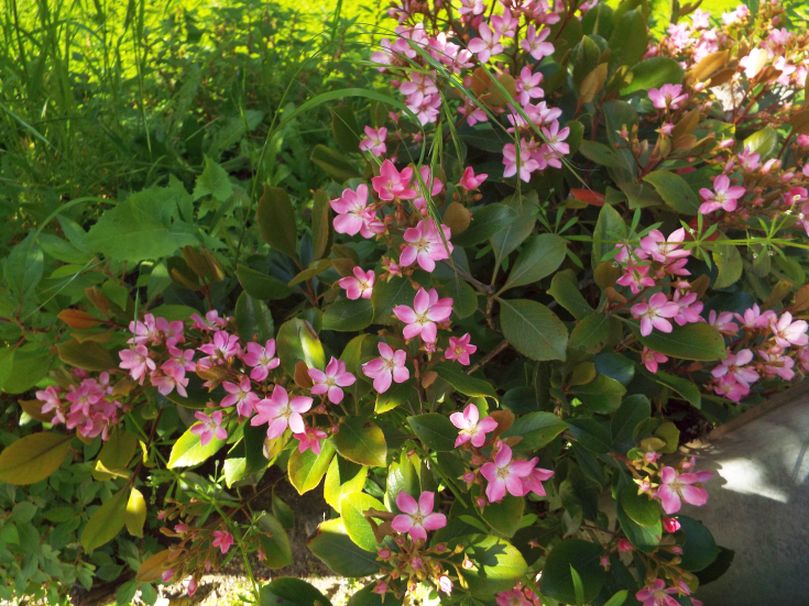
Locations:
370;0;570;183
709;306;808;402
636;578;702;606
36;370;123;440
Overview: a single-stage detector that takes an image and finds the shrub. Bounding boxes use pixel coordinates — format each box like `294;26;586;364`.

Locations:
0;0;807;604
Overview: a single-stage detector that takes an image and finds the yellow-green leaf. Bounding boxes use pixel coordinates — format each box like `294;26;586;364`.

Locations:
0;432;72;485
81;487;128;551
124;487;147;537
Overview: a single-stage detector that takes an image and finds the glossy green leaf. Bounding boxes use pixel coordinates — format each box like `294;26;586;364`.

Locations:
643;170;699;214
502;234;568;291
288;439;336;495
433;363;497;398
81;487;128;552
167;425;226;469
57;340;115;371
340;492;384;552
235;292;274;342
499;299;568;362
257;186;298;258
256;512;293;569
591;204;627;266
462;535;528;596
639;324;726;361
0;432;72;485
407;413;458;452
260;578;332;606
308;518;380;577
334;417;387;467
322;298;373;332
541;540;606;604
571;375;627;414
454;203;517;246
549;269;593;319
236;264;292;300
621;57;684;95
503;412;567;450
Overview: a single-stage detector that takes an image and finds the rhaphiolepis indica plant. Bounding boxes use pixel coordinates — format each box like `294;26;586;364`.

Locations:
0;0;807;604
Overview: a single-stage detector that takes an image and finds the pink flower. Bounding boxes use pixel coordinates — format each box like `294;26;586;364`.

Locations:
639;228;690;264
211;529;234;554
220;376;260;417
371;160;416;201
197;330;242;365
467;24;503;63
330;184;383;238
648;83;688;110
458;166;488;191
361;342;409;393
293;427;328;455
631;292;680;336
359;126;387;156
635;579;680;606
250;385;313;440
308;356;356;404
480;443;535;503
444;333;477;366
616;261;655;295
521;25;554;60
190;410;228;446
438;575;452;595
711;348;759;402
191;310;228;332
393;288;453;343
520;461;555;497
708;310;739;336
399;219;453;272
770;312;808;348
337;267;375;300
242;339;280;382
698;174;746;214
503;140;540;182
391;491;447;541
119;344;156;383
449;403;497;448
663;517;681;533
642;347;669;373
656;466;711;514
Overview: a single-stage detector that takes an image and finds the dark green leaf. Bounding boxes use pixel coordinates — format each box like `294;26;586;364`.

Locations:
621;57;684;95
502;234;568;291
407;413;458;451
334;417;387;467
235;292;274;342
308;518;380;577
639;324;726;361
541;540;606;604
643;170;699;214
454;204;517;246
499;299;568;362
322;298;373;332
257;186;298;258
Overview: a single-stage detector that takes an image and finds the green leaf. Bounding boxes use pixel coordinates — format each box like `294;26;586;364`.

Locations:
193;156;233;202
276;319;325;374
571;375;627;414
371;278;416;324
604;590;629;606
578;140;625;168
481;496;524;538
257;186;298;258
609;8;647;66
639;324;726;361
499;299;568;362
713;242;743;289
617;497;661;551
569;313;610;353
324;457;368;511
86;181;197;263
619;485;660;527
489;191;539;260
334;417;387;468
743;126;779;158
0;432;72;485
331;105;361;152
454;203;517;246
678;515;720;572
462;535;528;596
288;439;336;495
4;233;44;303
124;487;147;538
167;425;226;469
308;518;380;577
621;57;684;95
236;264;292;300
223;457;248;488
57;339;115;371
407;413;458;451
0;346;52;394
611;394;651;452
341;492;384;552
541;540;606;604
312;189;331;260
651;370;702;408
643;170;699;214
260;578;332;606
549;270;593;320
433;362;497;399
256;512;293;569
503;412;567;450
591;204;627;266
81;487;128;552
235;292;274;342
347;584;398;606
311;144;361;181
502;234;568;291
322;298;373;332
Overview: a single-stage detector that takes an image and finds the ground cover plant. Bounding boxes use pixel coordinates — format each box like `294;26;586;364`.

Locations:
0;0;808;604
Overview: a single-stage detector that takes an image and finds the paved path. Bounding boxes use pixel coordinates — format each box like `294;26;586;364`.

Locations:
693;383;809;605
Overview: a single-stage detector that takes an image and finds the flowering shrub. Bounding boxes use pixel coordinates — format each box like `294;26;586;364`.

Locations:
1;0;807;603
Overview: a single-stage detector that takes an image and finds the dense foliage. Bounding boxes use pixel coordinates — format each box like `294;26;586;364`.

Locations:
1;0;807;604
